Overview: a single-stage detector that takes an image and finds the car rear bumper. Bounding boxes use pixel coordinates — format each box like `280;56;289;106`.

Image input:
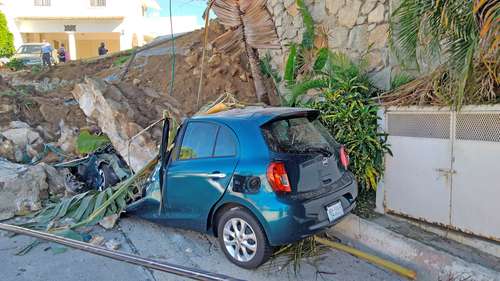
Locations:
264;173;358;246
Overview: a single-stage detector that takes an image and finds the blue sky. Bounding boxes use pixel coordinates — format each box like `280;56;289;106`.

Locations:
155;0;208;25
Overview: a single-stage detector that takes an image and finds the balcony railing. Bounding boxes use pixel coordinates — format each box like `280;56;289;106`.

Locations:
90;0;106;7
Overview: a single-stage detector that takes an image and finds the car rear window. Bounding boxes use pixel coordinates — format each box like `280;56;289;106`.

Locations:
262;117;338;154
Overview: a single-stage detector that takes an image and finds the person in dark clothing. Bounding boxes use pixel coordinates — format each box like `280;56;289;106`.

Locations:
57;43;66;63
98;42;108;56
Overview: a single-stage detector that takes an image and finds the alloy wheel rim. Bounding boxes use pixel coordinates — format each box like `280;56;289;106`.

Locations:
223;218;257;262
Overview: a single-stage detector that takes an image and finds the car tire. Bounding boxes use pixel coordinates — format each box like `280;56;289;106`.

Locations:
216;207;273;269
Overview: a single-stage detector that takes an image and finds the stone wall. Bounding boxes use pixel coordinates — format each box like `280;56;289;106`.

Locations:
264;0;394;90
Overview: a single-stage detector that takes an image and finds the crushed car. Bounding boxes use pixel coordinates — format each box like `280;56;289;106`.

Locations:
127;107;358;268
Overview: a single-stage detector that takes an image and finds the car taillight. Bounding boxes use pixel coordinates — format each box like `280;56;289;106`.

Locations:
267;162;291;193
339;146;349;169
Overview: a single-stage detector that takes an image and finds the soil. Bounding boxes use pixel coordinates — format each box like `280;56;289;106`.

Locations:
121;21;258;115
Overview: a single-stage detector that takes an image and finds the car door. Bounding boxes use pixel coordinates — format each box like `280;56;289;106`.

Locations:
165;121;239;231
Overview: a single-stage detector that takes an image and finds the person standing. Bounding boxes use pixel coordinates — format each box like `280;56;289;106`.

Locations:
57;43;66;63
41;40;54;68
98;42;108;56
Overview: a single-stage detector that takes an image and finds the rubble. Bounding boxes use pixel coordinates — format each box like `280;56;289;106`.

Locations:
99;214;119;230
0;159;48;220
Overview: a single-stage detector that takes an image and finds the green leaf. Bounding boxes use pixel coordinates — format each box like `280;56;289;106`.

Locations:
76;131;110;154
289;79;328;106
313;48;329;72
284;44;298;87
296;0;315;49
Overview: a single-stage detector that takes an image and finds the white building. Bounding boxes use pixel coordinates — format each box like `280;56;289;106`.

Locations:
0;0;199;59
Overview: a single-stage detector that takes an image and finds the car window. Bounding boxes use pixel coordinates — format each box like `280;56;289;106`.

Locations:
262;117;338;154
214;126;237;157
19;45;42;54
178;122;218;160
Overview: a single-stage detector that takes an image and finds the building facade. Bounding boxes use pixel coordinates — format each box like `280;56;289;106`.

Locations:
0;0;198;60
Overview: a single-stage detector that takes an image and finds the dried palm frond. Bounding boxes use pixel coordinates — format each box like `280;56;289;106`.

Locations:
209;0;280;103
379;60;499;107
264;236;325;275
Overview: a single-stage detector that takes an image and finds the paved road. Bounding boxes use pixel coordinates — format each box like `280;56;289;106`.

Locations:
0;217;403;281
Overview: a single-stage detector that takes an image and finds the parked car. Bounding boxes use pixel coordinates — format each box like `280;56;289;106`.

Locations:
128;107;358;268
11;43;46;66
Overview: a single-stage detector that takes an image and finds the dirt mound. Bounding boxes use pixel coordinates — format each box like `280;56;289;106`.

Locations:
122;21;258;115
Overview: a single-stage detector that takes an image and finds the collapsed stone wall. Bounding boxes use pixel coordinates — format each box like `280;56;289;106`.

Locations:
263;0;396;90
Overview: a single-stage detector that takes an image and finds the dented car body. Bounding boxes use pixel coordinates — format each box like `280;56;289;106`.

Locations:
127;107;358;268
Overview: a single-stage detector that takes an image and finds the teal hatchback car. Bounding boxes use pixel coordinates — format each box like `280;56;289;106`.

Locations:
128;107;358;268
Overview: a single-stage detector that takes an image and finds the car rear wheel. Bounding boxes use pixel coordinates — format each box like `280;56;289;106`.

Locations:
217;207;273;269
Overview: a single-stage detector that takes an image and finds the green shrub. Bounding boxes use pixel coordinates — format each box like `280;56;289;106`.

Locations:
6;58;25;71
0;12;15;58
310;91;391;190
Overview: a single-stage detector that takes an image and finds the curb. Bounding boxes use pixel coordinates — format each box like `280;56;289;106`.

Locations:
328;214;500;281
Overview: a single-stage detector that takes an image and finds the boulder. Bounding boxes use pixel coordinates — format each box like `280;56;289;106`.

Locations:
72;78;185;172
0;160;49;220
57;120;79;155
1;121;42;148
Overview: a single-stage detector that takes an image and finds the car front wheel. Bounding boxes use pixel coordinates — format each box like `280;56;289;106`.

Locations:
217;207;273;269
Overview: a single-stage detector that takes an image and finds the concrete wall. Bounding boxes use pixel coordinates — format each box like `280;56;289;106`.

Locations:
263;0;396;90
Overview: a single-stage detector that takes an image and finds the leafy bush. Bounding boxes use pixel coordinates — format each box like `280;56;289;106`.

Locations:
311;91;391;190
6;58;25;71
0;12;15;58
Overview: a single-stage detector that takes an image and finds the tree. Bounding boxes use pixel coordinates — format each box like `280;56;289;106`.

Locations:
389;0;499;107
210;0;280;103
0;11;15;58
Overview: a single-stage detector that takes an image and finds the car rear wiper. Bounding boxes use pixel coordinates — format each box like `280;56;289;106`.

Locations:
303;147;333;157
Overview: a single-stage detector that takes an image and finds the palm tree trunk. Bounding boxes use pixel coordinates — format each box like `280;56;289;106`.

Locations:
245;43;269;104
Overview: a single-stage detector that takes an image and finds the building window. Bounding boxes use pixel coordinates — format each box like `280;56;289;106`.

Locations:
34;0;51;6
90;0;106;7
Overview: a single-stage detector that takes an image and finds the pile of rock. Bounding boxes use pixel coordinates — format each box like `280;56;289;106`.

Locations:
0;159;66;220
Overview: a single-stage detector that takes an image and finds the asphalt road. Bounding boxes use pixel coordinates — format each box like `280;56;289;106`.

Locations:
0;217;403;281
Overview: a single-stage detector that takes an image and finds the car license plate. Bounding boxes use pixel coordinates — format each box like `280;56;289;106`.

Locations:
326;202;344;222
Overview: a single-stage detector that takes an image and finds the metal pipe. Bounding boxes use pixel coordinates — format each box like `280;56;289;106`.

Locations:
314;236;417;280
0;223;245;281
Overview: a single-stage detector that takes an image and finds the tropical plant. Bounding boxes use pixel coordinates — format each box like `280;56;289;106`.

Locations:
389;0;499;108
209;0;280;103
0;11;15;58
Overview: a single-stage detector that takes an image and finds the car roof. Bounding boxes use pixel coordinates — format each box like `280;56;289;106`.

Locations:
190;106;319;125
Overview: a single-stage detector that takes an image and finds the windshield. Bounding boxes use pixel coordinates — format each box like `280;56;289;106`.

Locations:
17;45;42;54
262;117;338;154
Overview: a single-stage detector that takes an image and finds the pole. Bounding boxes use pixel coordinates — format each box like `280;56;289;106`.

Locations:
0;223;245;281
